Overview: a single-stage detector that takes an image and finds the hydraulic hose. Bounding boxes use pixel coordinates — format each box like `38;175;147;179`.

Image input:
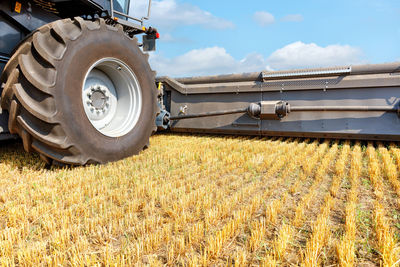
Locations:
169;108;248;120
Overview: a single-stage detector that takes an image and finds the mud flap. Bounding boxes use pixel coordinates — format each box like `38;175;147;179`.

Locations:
143;35;156;52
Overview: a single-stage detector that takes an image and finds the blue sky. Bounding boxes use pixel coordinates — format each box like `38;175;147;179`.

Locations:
131;0;400;77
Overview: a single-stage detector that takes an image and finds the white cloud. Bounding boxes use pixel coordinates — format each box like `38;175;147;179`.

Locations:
266;41;364;70
253;11;275;27
157;33;192;43
281;14;304;22
150;47;266;77
130;0;234;30
149;42;364;77
159;33;175;42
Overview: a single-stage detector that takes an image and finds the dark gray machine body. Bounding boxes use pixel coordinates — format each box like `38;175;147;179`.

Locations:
0;0;110;74
158;62;400;141
0;1;70;139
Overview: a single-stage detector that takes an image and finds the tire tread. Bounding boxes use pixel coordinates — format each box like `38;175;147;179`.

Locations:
1;18;157;165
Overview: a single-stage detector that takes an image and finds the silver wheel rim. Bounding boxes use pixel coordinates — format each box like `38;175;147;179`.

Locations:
82;58;142;137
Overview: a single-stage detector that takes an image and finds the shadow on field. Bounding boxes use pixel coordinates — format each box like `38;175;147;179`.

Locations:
0;139;53;171
0;139;90;171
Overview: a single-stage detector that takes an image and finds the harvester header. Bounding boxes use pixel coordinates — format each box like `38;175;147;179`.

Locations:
156;62;400;141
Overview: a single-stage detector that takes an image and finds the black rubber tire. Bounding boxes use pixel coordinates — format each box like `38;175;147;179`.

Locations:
0;17;158;165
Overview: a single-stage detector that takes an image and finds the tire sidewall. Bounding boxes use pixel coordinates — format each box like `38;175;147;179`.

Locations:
54;26;156;163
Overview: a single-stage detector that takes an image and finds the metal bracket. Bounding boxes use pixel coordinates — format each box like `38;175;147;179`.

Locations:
259;101;290;120
156;110;170;130
179;105;188;115
247;102;290;120
110;0;152;26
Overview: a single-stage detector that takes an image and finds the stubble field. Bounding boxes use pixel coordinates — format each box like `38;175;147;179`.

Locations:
0;133;400;266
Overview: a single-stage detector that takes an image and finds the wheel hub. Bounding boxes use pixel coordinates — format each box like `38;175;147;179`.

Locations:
86;85;110;112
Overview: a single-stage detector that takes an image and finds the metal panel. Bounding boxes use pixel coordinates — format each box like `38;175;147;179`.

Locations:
259;86;400;140
0;14;23;56
159;72;400;95
0;0;62;61
0;134;17;141
161;62;400;141
169;90;261;135
0;61;6;75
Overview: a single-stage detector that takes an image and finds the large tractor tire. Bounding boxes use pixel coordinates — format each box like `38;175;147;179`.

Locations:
0;18;158;165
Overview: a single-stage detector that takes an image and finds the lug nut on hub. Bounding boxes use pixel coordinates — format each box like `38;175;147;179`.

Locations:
85;84;111;117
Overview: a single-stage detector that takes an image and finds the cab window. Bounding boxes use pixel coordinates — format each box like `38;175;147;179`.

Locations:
113;0;130;14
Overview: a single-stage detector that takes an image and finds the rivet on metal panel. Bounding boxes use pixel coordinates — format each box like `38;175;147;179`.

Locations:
324;81;329;92
179;105;188;114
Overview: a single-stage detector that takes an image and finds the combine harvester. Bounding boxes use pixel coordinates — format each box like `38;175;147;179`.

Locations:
0;0;399;165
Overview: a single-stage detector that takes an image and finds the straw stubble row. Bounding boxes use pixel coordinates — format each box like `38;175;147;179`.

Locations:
1;135;400;266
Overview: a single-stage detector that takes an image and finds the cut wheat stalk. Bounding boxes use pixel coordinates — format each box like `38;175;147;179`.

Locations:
336;143;362;267
366;143;399;266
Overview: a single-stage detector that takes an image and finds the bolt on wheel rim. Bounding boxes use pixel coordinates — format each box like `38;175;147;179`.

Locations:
82;58;142;137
